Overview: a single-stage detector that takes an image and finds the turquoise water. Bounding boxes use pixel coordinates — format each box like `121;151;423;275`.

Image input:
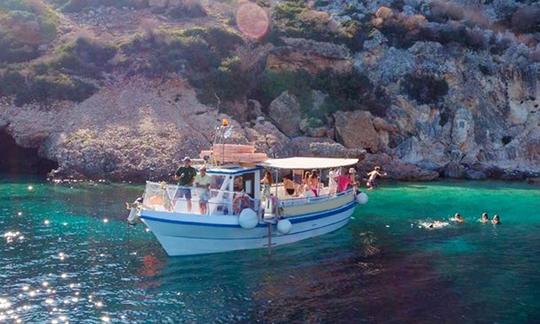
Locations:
1;178;539;323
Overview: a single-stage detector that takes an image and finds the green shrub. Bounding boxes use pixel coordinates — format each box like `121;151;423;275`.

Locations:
0;0;59;63
58;0;134;12
257;69;313;108
176;27;243;58
254;68;382;119
53;37;117;78
401;73;449;104
0;69;98;106
27;73;97;104
0;69;26;96
167;2;207;19
306;117;324;128
270;0;364;51
121;27;242;76
192;56;258;104
0;33;39;63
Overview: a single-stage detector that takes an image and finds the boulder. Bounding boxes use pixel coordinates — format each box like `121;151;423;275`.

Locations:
308;142;366;159
149;0;168;9
267;38;353;74
268;91;302;137
334;110;380;152
299;118;327;138
245;121;291;157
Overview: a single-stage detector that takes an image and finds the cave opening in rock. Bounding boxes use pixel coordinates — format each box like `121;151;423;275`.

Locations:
0;130;58;177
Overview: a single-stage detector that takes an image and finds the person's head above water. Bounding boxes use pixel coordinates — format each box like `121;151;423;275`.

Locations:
454;213;462;219
375;166;381;171
481;212;489;220
492;214;500;224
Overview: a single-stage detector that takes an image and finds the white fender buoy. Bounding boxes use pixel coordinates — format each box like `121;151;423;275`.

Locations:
277;219;292;234
239;208;258;229
356;192;368;205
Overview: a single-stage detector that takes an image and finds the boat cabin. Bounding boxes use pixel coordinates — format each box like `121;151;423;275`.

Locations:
142;164;263;216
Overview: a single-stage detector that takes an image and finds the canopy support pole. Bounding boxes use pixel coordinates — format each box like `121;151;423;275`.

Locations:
267;222;272;255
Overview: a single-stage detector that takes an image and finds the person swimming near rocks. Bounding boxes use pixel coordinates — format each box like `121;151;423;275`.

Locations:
492;214;501;225
450;213;465;223
480;212;489;223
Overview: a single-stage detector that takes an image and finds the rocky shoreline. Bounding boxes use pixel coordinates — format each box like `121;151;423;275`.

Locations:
1;1;539;182
1;75;538;183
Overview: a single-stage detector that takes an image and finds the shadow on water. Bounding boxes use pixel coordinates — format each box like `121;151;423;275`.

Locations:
244;227;464;323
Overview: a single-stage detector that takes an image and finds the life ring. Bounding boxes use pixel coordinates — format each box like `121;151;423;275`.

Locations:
148;195;164;206
233;195;251;214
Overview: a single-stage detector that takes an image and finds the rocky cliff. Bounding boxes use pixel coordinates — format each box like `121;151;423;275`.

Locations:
0;0;539;181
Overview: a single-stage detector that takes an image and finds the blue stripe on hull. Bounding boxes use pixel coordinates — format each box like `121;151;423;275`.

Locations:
140;201;357;228
154;214;351;241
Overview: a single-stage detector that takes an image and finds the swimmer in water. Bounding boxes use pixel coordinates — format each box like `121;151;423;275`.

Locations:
492;214;501;225
480;212;489;223
451;213;465;223
420;220;449;229
429;221;448;229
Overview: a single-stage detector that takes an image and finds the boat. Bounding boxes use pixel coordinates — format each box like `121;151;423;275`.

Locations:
134;122;368;256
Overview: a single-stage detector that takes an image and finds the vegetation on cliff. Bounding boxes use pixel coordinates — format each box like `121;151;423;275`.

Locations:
0;0;59;63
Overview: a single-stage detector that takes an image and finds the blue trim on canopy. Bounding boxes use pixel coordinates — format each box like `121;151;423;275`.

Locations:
206;166;263;176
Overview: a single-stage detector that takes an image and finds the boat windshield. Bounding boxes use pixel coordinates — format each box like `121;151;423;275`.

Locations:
142;179;259;216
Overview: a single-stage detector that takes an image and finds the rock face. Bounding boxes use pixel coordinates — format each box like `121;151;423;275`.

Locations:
267;38;353;74
267;91;303;137
1;78;257;181
334;111;380;152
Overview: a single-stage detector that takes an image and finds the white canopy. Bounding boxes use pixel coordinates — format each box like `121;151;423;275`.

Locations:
259;157;358;170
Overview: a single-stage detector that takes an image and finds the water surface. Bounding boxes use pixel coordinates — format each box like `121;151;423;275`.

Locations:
1;178;539;323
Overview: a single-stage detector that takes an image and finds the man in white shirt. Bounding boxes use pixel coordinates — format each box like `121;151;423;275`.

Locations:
194;166;211;214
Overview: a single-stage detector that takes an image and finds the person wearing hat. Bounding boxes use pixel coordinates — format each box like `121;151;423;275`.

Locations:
174;157;197;212
194;166;211;214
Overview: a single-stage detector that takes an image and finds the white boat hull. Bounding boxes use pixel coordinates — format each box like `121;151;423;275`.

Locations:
141;201;357;256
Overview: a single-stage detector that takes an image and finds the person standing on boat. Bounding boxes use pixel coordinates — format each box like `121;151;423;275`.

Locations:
337;169;352;193
308;170;320;197
194;166;211;215
283;174;296;196
328;168;340;195
261;171;273;200
349;167;359;193
174;157;197;212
